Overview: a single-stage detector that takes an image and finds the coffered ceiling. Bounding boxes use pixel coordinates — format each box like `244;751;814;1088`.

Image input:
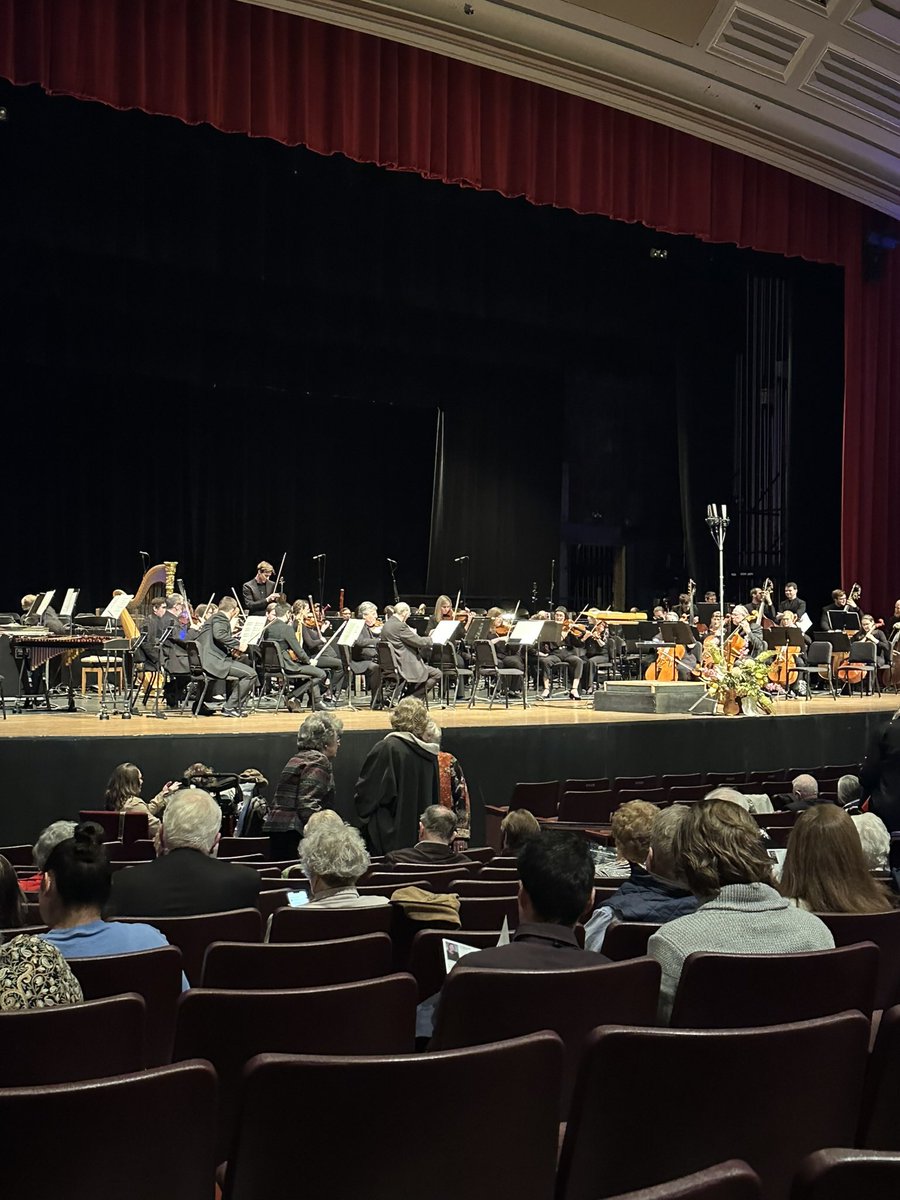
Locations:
239;0;900;217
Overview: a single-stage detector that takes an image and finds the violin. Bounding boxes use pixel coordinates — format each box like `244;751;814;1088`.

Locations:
562;619;588;639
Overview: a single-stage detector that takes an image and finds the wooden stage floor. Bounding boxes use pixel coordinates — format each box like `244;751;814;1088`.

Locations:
1;691;897;739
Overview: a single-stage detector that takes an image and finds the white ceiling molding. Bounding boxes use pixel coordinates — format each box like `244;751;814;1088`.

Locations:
237;0;900;217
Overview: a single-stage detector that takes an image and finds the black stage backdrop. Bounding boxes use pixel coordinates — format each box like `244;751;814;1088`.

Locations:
1;80;843;614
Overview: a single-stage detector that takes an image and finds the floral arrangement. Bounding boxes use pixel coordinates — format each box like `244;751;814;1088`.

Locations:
696;642;777;715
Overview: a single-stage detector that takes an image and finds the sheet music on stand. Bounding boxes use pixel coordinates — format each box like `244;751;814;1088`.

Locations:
36;591;56;618
59;589;80;619
338;618;365;646
508;620;550;647
240;616;267;647
797;612;812;634
431;620;463;646
101;593;134;619
464;616;493;644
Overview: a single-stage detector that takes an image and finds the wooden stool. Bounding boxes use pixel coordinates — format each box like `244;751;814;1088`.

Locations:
81;661;125;695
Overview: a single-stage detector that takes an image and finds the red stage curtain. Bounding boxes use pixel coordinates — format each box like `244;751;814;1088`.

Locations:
0;0;896;609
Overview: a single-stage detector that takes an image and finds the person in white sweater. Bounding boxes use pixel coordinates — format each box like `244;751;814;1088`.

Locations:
648;798;834;1023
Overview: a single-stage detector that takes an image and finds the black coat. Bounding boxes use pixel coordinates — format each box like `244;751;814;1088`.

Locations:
387;841;470;866
262;619;310;668
354;733;439;854
196;612;240;679
381;615;432;684
242;577;275;615
109;847;260;917
861;719;900;833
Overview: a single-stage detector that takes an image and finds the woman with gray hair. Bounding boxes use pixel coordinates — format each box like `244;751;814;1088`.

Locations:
354;697;441;854
265;713;343;861
299;822;389;908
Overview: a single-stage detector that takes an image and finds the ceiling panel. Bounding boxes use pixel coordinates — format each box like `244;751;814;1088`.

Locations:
558;0;718;45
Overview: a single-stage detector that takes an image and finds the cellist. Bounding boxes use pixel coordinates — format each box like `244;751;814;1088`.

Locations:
724;605;765;661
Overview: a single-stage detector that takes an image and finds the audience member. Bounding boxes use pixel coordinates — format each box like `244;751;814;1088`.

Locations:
19;820;76;894
838;773;863;809
424;719;471;845
704;786;774;815
388;804;469;865
39;824;187;984
596;800;658;879
499;808;541;854
0;934;83;1010
266;713;343;860
852;811;891;873
584;805;699;952
299;822;389;909
861;712;900;831
354;698;440;853
783;773;824;812
648;799;834;1023
0;856;27;928
103;762;166;838
110;789;260;917
779;805;894;913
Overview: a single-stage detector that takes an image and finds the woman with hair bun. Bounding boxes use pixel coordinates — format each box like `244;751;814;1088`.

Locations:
39;823;186;983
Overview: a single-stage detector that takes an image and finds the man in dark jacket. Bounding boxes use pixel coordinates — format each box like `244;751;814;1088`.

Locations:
110;789;260;917
196;597;256;716
387;804;470;865
261;603;329;711
584;804;698;951
381;602;440;699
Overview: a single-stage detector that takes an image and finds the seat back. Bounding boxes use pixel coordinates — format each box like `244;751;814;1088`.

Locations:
0;993;146;1086
557;1012;870;1200
201;933;393;988
457;895;519;930
474;639;500;672
670;944;879;1028
558;791;618;823
815;910;900;1009
0;844;33;866
268;904;394;943
408;928;503;1000
613;775;662;792
602;921;661;961
0;1060;217;1200
431;957;660;1111
478;866;520;881
563;778;611;794
67;946;184;1066
453;878;519;898
463;846;495;863
223;1035;563;1200
218;836;269;858
860;1003;900;1150
509;781;560;819
174;975;417;1162
794;1149;900;1200
115;908;262;984
78;809;149;845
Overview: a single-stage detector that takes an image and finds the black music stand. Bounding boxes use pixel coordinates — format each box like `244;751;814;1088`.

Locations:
827;610;862;633
464;617;493;645
143;627;173;720
695;602;718;629
631;619;662;680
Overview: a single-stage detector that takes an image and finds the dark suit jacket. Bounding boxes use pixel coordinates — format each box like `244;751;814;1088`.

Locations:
782;597;807;619
387;841;470;866
382;615;432;684
861;719;900;833
242;577;275;615
110;847;260;917
262;619;310;668
445;923;609;971
197;612;240;679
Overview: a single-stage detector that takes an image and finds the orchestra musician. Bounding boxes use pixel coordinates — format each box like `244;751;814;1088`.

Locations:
242;562;276;615
261;602;329;712
847;613;890;672
139;597;169;670
426;596;455;632
704;590;718;604
293;600;346;701
781;582;806;621
196;596;256;716
382;601;441;699
821;587;859;631
650;610;699;680
540;608;584;700
349;601;384;709
20;593;66;634
161;593;196;708
748;586;776;625
725;605;765;659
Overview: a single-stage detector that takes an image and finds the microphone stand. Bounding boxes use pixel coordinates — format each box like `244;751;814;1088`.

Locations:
548;558;556;610
316;554;326;612
388;561;400;606
690;503;730;716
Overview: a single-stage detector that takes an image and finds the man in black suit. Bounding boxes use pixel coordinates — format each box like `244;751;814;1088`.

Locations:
781;582;807;622
242;561;276;615
387;804;470;865
110;788;260;918
261;602;329;711
196;596;256;716
382;601;440;699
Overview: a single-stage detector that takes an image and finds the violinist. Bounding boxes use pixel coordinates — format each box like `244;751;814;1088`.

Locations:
161;593;196;708
196;596;257;716
350;601;383;709
539;609;584;701
261;602;329;712
582;616;612;690
242;562;276;616
426;596;455;632
294;600;345;702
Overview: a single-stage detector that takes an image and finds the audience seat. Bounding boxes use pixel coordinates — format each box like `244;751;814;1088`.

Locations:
602;922;661;961
478;866;521;881
660;773;704;790
612;776;662;793
1;923;47;939
753;811;796;828
462;846;496;863
218;836;269;858
173;974;417;1162
0;844;34;866
357;881;431;898
592;1160;762;1200
563;778;611;794
268;904;394;943
814;910;900;1010
556;1012;870;1200
860;1003;900;1149
558;791;618;824
486;856;519;869
763;827;793;849
200;933;393;989
615;788;667;806
105;840;156;862
78;809;149;844
793;1148;900;1200
457;895;519;930
704;772;748;787
669;945;879;1028
509;781;560;818
408;928;503;1000
453;878;519;897
68;946;183;1066
115;908;263;984
0;1060;217;1200
221;1034;564;1200
430;957;660;1111
0;993;146;1086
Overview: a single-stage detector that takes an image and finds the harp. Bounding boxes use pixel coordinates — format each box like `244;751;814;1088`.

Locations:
128;561;178;617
